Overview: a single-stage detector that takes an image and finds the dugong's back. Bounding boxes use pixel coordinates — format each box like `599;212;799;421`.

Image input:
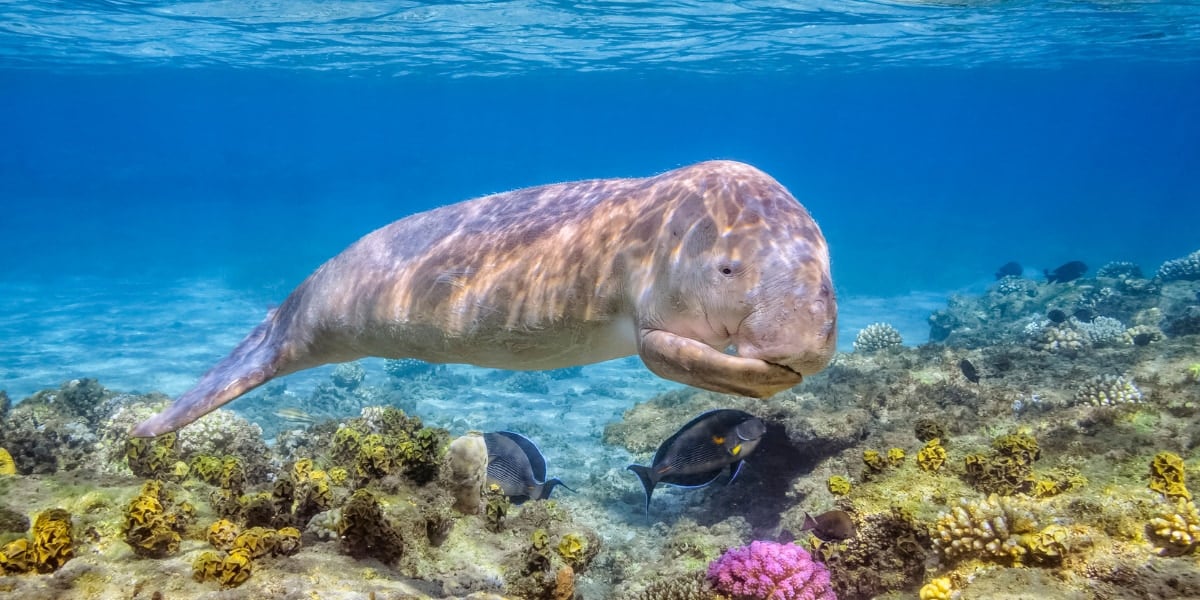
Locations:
131;160;835;437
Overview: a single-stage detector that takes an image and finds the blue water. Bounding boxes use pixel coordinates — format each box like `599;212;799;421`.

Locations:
1;1;1199;400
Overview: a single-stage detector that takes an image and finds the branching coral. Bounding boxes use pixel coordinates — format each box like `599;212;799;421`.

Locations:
930;494;1066;567
1149;498;1200;555
1156;249;1200;282
707;540;835;600
853;323;903;353
1074;374;1143;406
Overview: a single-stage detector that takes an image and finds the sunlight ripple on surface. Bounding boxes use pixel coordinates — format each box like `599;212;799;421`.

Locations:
0;0;1197;73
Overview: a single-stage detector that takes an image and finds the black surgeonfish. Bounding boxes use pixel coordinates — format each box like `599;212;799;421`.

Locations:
994;261;1022;280
799;509;857;542
627;409;767;512
484;431;572;504
1045;261;1088;283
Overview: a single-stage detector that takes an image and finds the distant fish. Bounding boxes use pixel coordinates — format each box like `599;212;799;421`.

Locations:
627;409;767;513
1072;308;1096;323
799;509;857;542
272;408;320;424
958;358;980;383
1131;332;1155;347
994;261;1022;280
484;431;572;504
1044;261;1088;284
1046;309;1068;324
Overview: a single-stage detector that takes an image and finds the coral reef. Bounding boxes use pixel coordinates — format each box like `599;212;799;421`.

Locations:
1156;249;1200;282
853;322;903;353
707;540;835;600
816;507;929;598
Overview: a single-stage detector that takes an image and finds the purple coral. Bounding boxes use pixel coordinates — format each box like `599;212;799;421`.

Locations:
706;540;836;600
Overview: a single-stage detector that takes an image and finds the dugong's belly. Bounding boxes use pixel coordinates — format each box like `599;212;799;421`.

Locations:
357;311;639;370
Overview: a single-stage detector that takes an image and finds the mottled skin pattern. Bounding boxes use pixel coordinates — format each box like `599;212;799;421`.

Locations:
132;160;836;437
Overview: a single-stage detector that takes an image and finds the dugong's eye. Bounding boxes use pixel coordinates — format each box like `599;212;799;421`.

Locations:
718;262;741;277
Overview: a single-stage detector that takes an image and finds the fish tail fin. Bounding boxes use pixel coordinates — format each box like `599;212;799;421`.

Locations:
538;478;575;500
130;316;286;437
626;464;656;513
801;512;819;533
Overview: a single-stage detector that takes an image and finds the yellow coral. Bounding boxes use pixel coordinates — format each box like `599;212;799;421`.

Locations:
556;533;587;566
192;550;223;583
917;439;947;472
232;527;278;559
887;448;906;466
207;519;241;551
919;576;956;600
827;475;852;496
1187;363;1200;383
862;450;886;472
0;447;16;476
0;538;33;575
31;509;73;573
1020;524;1070;564
219;548;254;588
992;433;1040;464
190;455;223;485
531;529;550;552
274;527;302;556
1149;498;1200;555
1150;452;1191;501
220;456;246;492
328;467;349;485
292;458;314;483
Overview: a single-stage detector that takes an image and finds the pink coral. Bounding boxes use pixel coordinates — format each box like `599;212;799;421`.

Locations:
706;540;836;600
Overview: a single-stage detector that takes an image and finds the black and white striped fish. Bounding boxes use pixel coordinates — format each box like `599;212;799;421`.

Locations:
484;431;572;504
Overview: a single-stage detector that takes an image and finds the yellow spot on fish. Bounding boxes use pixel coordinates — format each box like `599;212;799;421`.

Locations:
712;435;725;445
731;444;742;456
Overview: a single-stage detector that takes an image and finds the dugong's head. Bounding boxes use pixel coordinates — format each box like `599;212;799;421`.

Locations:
633;161;837;397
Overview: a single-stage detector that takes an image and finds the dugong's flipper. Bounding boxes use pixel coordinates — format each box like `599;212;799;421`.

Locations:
131;319;283;437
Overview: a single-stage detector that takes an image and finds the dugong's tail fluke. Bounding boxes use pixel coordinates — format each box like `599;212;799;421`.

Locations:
130;319;283;438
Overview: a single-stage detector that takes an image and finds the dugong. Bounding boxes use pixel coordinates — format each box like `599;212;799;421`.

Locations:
132;160;836;437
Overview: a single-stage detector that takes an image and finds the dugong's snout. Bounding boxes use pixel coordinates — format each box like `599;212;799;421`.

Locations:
736;280;838;380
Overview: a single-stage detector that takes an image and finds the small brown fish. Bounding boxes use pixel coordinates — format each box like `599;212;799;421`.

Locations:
799;509;857;542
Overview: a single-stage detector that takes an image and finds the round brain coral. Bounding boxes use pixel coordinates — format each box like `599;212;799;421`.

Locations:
706;540;836;600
